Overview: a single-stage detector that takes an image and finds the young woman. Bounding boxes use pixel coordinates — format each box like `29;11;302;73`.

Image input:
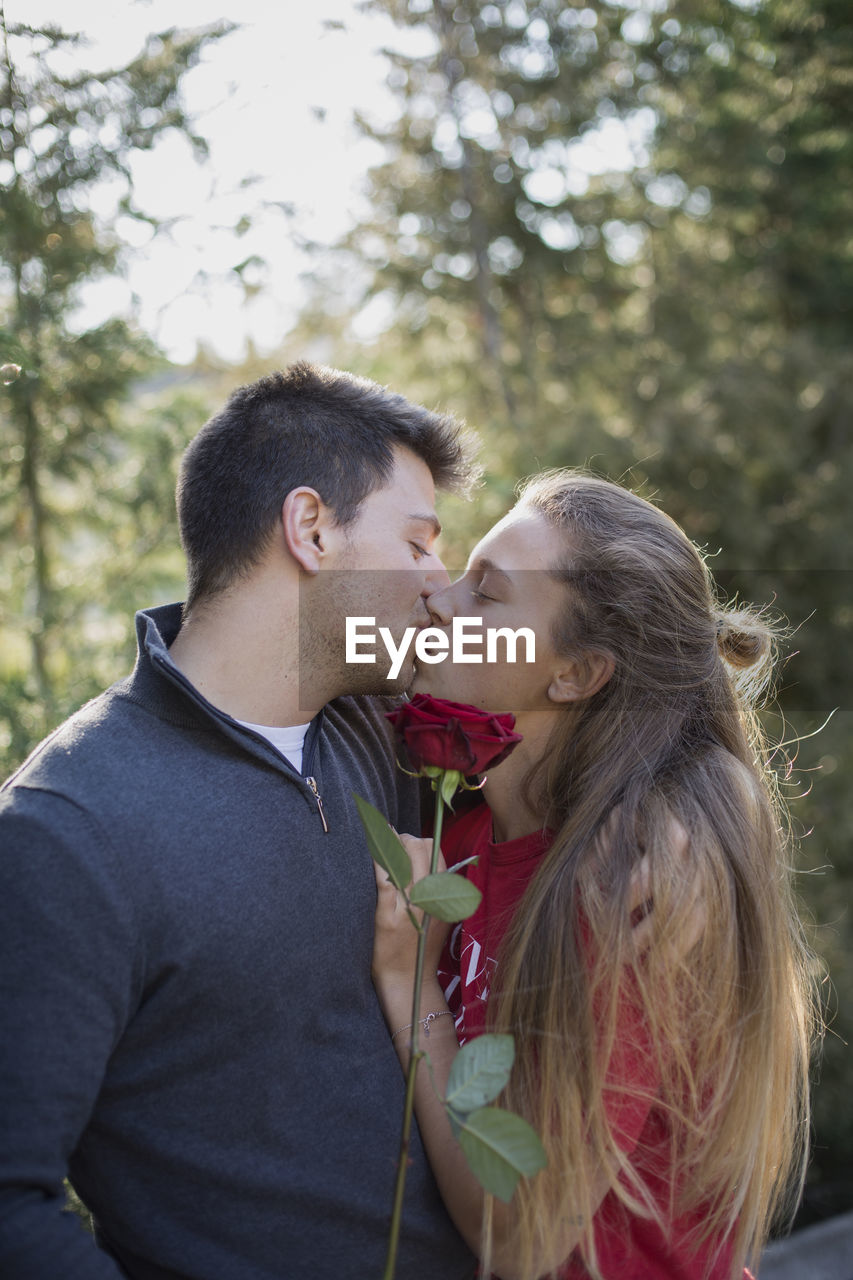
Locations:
371;471;817;1280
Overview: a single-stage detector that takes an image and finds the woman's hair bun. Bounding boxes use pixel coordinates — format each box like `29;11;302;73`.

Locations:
715;609;774;670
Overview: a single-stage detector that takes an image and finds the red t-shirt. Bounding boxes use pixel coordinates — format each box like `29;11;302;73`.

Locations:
437;803;751;1280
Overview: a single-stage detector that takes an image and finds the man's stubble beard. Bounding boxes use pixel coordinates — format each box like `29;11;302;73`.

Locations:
299;571;416;701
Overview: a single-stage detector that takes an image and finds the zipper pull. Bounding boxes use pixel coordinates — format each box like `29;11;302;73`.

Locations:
305;776;329;833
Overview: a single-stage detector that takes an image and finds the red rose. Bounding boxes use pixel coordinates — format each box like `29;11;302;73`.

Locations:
386;694;522;775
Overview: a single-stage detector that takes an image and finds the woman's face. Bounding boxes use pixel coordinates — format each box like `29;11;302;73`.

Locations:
411;507;572;714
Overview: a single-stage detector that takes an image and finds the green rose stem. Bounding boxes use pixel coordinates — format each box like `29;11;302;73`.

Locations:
382;774;449;1280
358;699;538;1276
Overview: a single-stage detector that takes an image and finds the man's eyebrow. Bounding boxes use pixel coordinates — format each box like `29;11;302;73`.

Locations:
472;556;512;586
407;513;442;539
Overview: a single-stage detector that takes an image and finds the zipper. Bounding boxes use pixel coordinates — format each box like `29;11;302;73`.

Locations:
305;776;329;833
148;640;329;830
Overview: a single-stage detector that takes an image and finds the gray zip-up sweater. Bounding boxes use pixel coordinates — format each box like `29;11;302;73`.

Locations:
0;604;474;1280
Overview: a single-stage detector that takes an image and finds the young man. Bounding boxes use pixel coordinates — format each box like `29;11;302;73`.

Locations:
0;363;478;1279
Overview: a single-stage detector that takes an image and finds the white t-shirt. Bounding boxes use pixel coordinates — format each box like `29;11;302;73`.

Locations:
237;720;311;774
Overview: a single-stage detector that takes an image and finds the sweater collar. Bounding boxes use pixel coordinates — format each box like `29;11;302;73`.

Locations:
128;604;324;774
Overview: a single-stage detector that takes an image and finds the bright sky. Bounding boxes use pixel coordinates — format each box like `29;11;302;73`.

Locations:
7;0;420;362
9;0;653;365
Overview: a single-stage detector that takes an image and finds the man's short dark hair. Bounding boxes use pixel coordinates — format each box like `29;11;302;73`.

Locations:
176;361;478;609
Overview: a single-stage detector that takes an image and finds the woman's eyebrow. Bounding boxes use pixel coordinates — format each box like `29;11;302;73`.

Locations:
471;556;513;587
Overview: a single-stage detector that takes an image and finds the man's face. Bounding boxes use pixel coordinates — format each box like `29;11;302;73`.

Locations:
307;446;449;696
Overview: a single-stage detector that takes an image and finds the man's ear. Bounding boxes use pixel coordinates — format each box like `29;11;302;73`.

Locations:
282;488;329;574
548;649;615;704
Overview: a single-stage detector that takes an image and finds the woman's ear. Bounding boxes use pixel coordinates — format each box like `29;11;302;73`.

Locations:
548;649;615;704
281;488;328;574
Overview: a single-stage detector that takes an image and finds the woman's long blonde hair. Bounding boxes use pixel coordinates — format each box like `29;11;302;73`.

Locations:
484;471;818;1279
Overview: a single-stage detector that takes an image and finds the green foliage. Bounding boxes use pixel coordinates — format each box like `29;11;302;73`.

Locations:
354;793;415;892
408;870;483;921
443;1036;546;1202
445;1033;516;1114
0;14;228;770
423;765;465;808
456;1106;548;1204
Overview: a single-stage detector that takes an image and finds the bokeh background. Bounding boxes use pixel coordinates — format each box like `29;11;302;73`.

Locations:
1;0;850;1236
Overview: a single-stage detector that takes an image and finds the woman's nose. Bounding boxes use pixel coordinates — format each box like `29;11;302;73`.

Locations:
425;582;454;625
422;556;450;598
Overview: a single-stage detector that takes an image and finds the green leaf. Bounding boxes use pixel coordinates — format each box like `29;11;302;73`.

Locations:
445;1034;515;1113
353;793;412;892
457;1107;548;1203
439;769;463;809
409;871;482;922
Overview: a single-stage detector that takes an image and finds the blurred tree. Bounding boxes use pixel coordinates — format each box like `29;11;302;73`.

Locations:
0;11;228;763
618;2;853;1215
347;0;660;476
303;0;853;1222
